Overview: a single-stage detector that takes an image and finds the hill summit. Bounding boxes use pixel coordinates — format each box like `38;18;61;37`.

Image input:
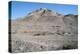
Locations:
27;8;62;17
19;8;63;23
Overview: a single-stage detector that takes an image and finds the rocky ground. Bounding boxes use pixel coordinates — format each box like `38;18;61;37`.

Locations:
9;8;78;53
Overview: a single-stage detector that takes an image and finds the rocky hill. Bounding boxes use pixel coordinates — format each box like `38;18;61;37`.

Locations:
10;8;78;53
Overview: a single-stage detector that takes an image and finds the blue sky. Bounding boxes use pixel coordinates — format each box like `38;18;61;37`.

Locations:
10;1;78;20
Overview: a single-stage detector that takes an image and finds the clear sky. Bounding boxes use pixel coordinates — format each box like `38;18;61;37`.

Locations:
9;1;78;20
